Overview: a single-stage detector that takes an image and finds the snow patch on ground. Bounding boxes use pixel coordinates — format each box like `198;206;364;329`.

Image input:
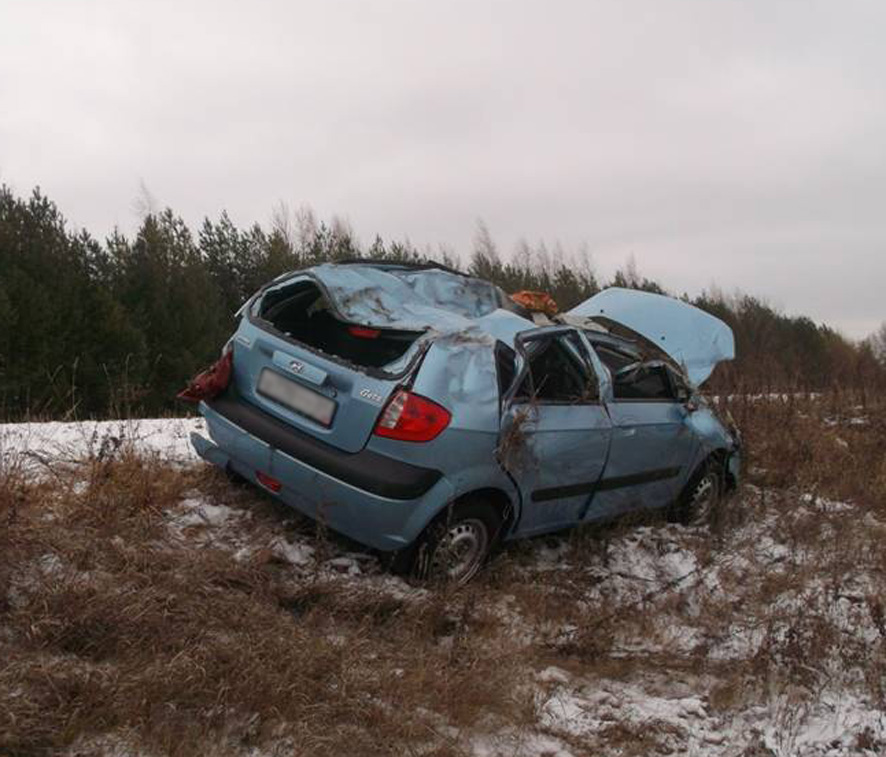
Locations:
0;416;205;468
5;418;886;756
270;536;315;567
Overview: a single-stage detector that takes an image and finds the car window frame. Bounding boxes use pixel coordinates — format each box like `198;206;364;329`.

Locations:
509;328;603;407
608;360;682;404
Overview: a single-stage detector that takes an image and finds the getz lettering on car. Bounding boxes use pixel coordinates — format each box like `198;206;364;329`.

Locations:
358;388;384;405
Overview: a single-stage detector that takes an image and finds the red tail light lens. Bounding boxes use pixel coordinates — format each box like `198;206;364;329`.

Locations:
177;348;233;403
373;390;451;442
256;471;282;493
348;326;380;339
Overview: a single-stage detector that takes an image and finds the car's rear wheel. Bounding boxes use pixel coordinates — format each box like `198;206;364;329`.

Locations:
409;499;502;585
224;463;247;485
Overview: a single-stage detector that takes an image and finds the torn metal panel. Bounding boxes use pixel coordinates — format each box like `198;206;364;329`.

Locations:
257;264;532;378
306;263;504;332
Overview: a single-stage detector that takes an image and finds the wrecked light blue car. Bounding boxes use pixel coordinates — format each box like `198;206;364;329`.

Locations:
184;261;740;583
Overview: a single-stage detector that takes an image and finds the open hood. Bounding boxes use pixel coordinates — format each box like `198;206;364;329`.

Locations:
569;288;735;385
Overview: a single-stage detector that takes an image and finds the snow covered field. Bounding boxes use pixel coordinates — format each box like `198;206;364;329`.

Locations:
0;416;206;467
2;415;885;756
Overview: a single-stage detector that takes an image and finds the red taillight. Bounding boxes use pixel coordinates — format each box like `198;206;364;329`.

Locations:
348;326;380;339
256;471;282;493
373;390;451;442
176;349;233;403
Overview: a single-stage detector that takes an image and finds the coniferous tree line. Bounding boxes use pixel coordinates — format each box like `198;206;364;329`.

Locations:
0;185;882;421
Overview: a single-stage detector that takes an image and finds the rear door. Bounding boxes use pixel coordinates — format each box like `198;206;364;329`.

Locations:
500;327;612;536
230;318;410;453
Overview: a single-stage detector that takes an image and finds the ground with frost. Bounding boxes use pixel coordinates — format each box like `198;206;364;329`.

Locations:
2;399;885;756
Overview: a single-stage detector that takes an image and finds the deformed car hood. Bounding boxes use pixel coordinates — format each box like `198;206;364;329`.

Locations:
569;287;735;385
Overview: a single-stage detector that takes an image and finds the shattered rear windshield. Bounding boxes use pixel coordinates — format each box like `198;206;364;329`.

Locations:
255;278;425;374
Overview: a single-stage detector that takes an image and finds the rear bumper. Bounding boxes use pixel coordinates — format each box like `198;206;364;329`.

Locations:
193;395;452;551
206;395;441;500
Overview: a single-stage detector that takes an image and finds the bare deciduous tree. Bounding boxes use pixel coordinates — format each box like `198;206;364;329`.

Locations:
131;179;158;220
473;219;500;265
869;322;886;364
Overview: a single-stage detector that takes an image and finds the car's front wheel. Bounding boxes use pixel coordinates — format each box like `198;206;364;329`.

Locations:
673;460;724;526
410;499;502;585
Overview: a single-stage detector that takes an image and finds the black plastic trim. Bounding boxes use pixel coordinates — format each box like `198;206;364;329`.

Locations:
207;394;442;500
532;466;681;503
531;481;597;502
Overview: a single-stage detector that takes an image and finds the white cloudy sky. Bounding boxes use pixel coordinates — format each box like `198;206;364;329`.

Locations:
1;0;884;337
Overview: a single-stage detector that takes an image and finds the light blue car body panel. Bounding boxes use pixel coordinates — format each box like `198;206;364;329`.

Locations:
503;402;612;535
191;414;458;550
570;287;736;386
192;264;740;553
588;401;695;518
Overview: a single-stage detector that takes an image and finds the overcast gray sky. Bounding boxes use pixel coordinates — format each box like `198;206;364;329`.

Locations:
1;0;883;338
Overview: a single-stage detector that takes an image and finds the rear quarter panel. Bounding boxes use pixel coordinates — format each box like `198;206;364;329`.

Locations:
367;337;520;534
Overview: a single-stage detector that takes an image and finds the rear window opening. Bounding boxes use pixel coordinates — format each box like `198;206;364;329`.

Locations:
256;280;423;369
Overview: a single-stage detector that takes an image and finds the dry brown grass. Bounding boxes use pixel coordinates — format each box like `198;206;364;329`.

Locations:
722;389;886;508
0;448;533;756
485;390;886;750
3;390;886;755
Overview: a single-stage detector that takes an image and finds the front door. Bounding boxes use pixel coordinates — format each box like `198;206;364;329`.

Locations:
500;328;612;537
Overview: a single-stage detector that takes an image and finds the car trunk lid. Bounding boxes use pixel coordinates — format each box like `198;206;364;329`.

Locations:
231;323;419;453
230;275;429;453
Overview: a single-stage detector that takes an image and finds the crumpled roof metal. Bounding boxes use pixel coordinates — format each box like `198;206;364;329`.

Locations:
263;265;735;386
309;263;504;333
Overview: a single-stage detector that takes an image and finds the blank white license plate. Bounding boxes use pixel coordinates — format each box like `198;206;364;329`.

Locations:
258;369;336;426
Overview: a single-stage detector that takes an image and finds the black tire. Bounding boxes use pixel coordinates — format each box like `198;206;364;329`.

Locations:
399;498;503;585
224;464;247;486
672;459;724;526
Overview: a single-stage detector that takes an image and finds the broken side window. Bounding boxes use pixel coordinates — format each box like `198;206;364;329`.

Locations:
595;345;637;374
611;362;676;401
516;333;598;404
495;341;517;401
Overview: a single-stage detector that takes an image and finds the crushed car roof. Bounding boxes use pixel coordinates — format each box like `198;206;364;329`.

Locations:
264;263;734;385
266;262;530;342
